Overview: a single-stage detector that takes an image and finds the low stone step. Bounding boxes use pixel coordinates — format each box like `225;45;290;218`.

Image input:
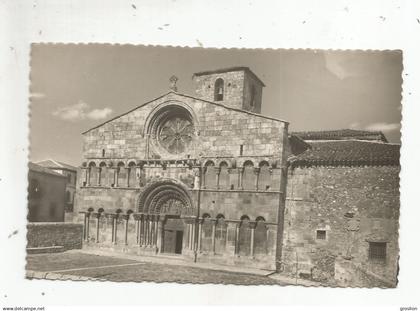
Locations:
26;246;65;254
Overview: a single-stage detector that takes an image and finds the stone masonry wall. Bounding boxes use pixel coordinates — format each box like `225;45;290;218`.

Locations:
27;222;83;250
82;93;286;160
283;165;400;287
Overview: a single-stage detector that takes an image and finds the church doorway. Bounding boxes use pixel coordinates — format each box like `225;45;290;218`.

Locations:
163;217;184;254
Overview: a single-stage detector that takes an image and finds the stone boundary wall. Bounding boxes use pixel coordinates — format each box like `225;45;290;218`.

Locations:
27;222;83;250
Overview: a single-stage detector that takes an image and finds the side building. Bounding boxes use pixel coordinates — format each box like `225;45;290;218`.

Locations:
36;159;78;215
284;129;400;287
28;162;67;222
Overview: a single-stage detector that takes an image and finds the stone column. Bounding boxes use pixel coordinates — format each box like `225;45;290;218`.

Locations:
113;214;119;244
188;223;193;250
193;168;200;190
154;216;159;247
249;221;257;258
97;168;102;186
85;212;91;241
87;168;91;186
105;213;116;244
238;167;244;190
202;167;207;189
126;168;130;187
191;220;196;252
211;219;217;254
113;167;118;187
93;212;101;243
123;214;129;245
197;218;203;252
83;168;88;186
235;221;240;255
254;167;260;191
157;215;165;253
149;216;154;247
133;213;141;245
144;215;149;246
79;211;88;241
215;167;221;190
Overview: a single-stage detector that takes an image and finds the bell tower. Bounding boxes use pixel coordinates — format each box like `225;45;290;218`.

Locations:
192;67;265;113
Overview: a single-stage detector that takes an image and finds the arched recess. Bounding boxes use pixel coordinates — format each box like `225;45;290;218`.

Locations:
215;214;227;254
201;213;212;252
258;160;271;191
88;162;97;186
127;161;137;187
254;216;268;255
242;160;255;190
204;160;216;189
238;215;251;256
137;179;195;216
218;161;229;190
117;162;126;187
99;162;107;186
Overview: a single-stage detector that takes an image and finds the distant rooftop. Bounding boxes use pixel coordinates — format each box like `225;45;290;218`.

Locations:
28;162;67;178
36;159;78;171
291;129;388;143
290;140;400;167
193;66;265;87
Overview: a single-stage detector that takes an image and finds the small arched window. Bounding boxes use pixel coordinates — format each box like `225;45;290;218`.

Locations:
99;162;107;186
214;78;224;101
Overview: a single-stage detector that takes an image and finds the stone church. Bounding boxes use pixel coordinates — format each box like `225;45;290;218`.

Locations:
75;67;400;286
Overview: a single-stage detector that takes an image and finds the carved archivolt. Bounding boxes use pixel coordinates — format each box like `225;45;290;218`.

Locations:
137;179;194;216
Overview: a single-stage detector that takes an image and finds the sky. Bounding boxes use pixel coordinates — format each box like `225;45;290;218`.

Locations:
29;45;402;166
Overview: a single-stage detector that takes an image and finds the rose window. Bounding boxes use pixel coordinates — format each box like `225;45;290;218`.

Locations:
148;104;195;156
158;116;194;154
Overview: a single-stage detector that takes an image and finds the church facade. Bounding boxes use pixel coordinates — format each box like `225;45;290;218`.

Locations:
75;67;400;286
76;67;289;270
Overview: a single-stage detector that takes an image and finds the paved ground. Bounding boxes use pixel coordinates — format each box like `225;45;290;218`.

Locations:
26;251;287;285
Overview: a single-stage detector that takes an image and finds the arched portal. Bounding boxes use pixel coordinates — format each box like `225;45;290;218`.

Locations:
137;179;195;255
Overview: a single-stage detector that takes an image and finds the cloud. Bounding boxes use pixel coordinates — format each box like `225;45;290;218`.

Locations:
52;100;112;121
349;122;360;129
86;108;113;120
30;92;46;99
365;122;400;132
324;53;364;80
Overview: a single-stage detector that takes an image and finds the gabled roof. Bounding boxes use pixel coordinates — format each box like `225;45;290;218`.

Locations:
193;66;265;87
28;162;67;178
291;129;388;143
82;91;288;134
289;140;400;167
36;159;77;171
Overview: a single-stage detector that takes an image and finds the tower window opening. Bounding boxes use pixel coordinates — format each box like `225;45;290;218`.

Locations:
102;149;105;157
214;78;224;101
250;85;256;107
240;144;244;156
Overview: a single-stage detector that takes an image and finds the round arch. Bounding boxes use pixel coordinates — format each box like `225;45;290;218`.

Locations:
137;179;195;216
